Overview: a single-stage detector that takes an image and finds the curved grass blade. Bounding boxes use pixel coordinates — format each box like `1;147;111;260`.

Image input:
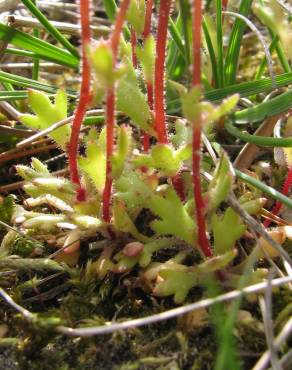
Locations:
234;89;292;124
235;169;292;209
224;0;253;86
21;0;79;59
0;23;78;68
225;120;292;147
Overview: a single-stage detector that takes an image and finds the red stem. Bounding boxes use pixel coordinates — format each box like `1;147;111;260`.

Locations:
68;0;91;202
143;0;153;39
263;166;292;227
222;0;228;10
191;0;212;257
102;0;131;222
142;0;154;153
130;28;138;67
154;0;172;144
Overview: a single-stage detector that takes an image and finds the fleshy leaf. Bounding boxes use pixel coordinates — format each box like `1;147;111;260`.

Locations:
133;143;191;176
117;59;154;135
211;208;246;255
149;187;197;246
171;81;239;125
113;199;149;242
19;89;69;149
79;128;106;194
136;35;155;83
111;125;132;179
116;173;197;246
127;0;145;35
154;268;198;303
207;152;234;212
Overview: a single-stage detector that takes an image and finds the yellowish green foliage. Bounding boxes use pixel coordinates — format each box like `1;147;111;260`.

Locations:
126;0;145;35
20;89;69;150
79;128;106;194
117;59;154;135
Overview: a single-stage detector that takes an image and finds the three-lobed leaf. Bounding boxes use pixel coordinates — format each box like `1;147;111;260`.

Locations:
20;89;69;149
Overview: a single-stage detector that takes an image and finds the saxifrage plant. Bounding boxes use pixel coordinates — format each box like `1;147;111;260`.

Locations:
1;0;291;306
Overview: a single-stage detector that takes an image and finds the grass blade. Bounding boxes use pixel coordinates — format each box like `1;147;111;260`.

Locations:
21;0;79;59
0;22;79;68
234;89;292;123
203;17;219;87
235;169;292;208
0;91;28;101
0;71;76;96
224;0;253;86
216;0;224;88
178;0;191;65
225;120;292;147
5;47;37;58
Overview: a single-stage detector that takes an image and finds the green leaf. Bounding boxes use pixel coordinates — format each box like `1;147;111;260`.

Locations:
20;89;70;149
155;268;198;303
197;250;237;273
113;199;149;242
133;144;182;176
79;128;106;193
111;125;132;179
117;59;154;134
127;0;145;35
0;195;15;229
90;42;116;89
136;35;155;83
208;152;234;212
149;187;197;246
211;208;246;255
117;173;197;246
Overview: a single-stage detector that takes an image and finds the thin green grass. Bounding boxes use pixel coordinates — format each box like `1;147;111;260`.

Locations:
216;0;224;88
224;0;253;85
0;23;79;68
21;0;79;59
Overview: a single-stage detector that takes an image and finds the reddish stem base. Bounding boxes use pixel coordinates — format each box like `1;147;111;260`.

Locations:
192;126;212;257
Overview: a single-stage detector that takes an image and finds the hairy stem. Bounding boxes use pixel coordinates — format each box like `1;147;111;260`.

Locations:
192;0;212;257
154;0;172;144
68;0;91;202
130;28;138;67
142;0;154;152
102;0;131;222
